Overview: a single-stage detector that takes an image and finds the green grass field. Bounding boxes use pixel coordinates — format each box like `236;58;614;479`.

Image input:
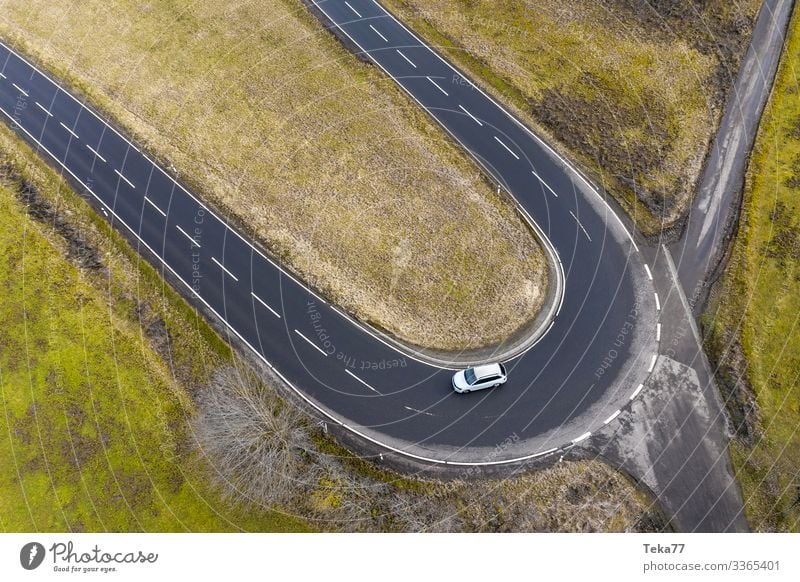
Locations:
0;125;309;532
705;8;800;532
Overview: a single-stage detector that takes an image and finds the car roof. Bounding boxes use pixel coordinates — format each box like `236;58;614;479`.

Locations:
472;363;503;380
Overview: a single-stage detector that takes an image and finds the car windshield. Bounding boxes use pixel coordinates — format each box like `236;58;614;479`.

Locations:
464;368;477;385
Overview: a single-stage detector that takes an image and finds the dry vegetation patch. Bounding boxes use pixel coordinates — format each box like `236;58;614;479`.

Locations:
0;0;547;351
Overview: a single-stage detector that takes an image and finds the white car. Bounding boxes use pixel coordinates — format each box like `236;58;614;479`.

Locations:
452;363;508;393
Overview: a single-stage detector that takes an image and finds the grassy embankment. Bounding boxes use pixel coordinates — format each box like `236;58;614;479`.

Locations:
0;0;548;352
0;124;309;531
705;7;800;532
381;0;761;233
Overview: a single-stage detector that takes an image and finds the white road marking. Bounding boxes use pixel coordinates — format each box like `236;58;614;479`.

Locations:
569;210;592;241
345;369;379;394
530;169;559;197
114;169;135;189
571;432;591;444
344;1;362;17
211;256;239;282
0;72;5;79
369;24;388;42
101;208;108;217
294;329;328;357
35;101;52;116
656;323;661;342
458;104;483;126
427;76;449;96
59;121;79;139
403;405;435;417
251;291;281;318
396;49;416;68
176;224;201;248
644;264;653;280
85;144;106;163
604;410;622;425
648;354;658;373
11;82;27;96
654;292;661;311
144;195;166;217
493;135;519;160
630;383;644;400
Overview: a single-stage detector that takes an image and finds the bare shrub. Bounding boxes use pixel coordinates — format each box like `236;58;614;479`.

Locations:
192;365;314;508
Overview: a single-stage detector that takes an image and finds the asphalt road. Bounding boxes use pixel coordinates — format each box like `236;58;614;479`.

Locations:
0;0;659;464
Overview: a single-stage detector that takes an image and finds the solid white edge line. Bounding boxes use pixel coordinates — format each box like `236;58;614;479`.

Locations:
59;121;79;139
649;354;658;373
294;329;328;357
11;82;28;96
144;195;166;217
458;104;483;126
644;264;653;280
35;101;52;116
211;256;239;282
114;168;135;189
85;144;106;163
175;224;201;248
369;24;388;42
345;369;379;394
571;432;591;444
344;1;362;17
531;169;559;197
493;135;520;160
603;410;622;425
427;76;449;96
0;102;576;466
395;49;416;68
654;292;661;311
251;291;281;318
630;383;644;400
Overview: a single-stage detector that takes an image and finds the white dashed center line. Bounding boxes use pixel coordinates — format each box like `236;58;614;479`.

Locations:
427;76;449;96
403;405;435;417
654;292;661;311
35;101;52;116
396;49;417;68
85;144;106;163
251;292;281;318
569;210;592;241
571;432;592;444
531;169;559;197
344;1;362;17
345;369;379;394
144;195;166;217
59;121;79;139
114;169;135;189
11;82;28;97
369;25;388;42
604;410;622;425
630;383;644;400
644;264;653;281
294;329;328;357
458;104;483;126
176;225;201;248
211;256;239;282
493;135;519;160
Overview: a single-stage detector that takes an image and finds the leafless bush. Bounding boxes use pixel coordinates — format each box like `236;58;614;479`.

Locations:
192;365;315;508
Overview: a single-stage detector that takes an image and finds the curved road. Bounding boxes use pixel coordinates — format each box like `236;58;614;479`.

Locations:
0;0;659;464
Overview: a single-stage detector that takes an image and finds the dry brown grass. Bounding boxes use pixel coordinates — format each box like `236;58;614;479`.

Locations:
381;0;762;231
0;0;547;351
